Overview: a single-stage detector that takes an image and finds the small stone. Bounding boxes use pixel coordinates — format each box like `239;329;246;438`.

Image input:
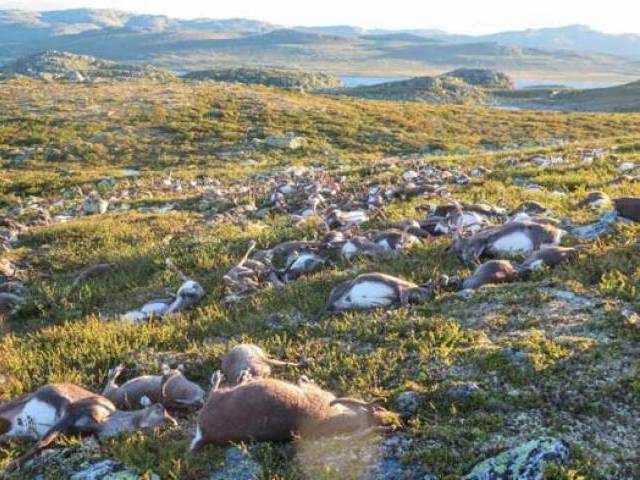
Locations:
210;447;263;480
447;382;481;400
462;437;569;480
70;459;157;480
396;391;421;418
264;132;308;150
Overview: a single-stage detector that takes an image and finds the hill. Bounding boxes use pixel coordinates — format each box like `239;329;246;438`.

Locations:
0;50;176;82
494;79;640;112
0;79;640;479
478;25;640;59
328;75;488;105
443;68;514;89
184;66;344;90
1;9;639;80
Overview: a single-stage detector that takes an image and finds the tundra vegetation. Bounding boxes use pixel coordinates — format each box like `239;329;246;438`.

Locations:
0;78;640;479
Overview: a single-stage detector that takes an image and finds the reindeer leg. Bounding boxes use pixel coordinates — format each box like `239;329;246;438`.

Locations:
210;371;223;392
235;369;253;385
102;364;125;396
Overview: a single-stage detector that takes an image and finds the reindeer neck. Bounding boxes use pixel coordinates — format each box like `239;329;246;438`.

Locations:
98;410;143;437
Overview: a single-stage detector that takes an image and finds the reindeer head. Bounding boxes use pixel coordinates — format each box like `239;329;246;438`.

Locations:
138;398;178;429
330;398;401;429
450;225;484;263
159;364;205;410
165;280;205;314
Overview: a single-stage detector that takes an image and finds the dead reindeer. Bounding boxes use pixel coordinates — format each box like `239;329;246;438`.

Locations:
315;273;433;320
221;344;309;384
521;246;581;271
450;221;565;263
103;363;205;410
576;191;611;209
373;228;421;256
462;260;526;290
326;209;370;229
614;197;640;222
333;236;388;262
512;201;548;216
223;240;282;302
0;383;177;472
190;374;398;449
121;279;205;322
392;219;431;239
70;263;115;291
266;240;325;267
121;260;204;322
281;251;326;282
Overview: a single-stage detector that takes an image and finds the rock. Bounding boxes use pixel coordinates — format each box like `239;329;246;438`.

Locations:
70;460;158;480
65;70;85;82
210;447;263;480
443;68;514;90
184;67;343;90
570;221;612;240
396;391;421;417
264;132;308;150
462;437;569;480
1;51;176;82
83;197;109;215
447;382;481;400
546;289;595;308
364;435;437;480
335;75;487;105
367;458;437;480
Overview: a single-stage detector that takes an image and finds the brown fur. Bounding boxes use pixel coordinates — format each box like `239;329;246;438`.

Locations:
316;273;431;320
521;246;580;270
451;221;563;263
462;260;524;290
192;377;395;449
221;344;304;384
70;263;115;290
2;383;176;472
576;191;610;209
103;365;204;410
615;198;640;222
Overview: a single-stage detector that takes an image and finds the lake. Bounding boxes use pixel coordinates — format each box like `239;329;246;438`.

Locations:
340;76;624;90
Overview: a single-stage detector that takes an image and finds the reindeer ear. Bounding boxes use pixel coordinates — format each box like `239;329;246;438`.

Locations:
160;363;171;376
176;364;185;373
140;396;152;407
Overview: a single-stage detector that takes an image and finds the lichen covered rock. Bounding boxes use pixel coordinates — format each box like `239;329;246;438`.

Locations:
210;447;263;480
463;437;569;480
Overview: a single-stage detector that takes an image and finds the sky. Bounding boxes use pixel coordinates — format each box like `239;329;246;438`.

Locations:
2;0;640;35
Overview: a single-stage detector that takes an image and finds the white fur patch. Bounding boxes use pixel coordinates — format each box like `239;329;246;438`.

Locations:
526;259;545;270
376;239;392;251
334;281;396;310
341;242;359;260
490;232;534;255
141;301;170;316
10;399;59;438
190;425;203;451
288;253;323;272
509;212;532;223
434;222;450;234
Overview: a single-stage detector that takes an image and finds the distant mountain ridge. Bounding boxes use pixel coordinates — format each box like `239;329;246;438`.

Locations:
1;9;639;78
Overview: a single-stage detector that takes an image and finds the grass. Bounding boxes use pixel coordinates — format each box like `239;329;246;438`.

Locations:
0;79;640;479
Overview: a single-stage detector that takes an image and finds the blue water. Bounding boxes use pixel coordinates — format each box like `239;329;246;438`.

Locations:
339;76;624;90
340;76;409;87
514;79;622;90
